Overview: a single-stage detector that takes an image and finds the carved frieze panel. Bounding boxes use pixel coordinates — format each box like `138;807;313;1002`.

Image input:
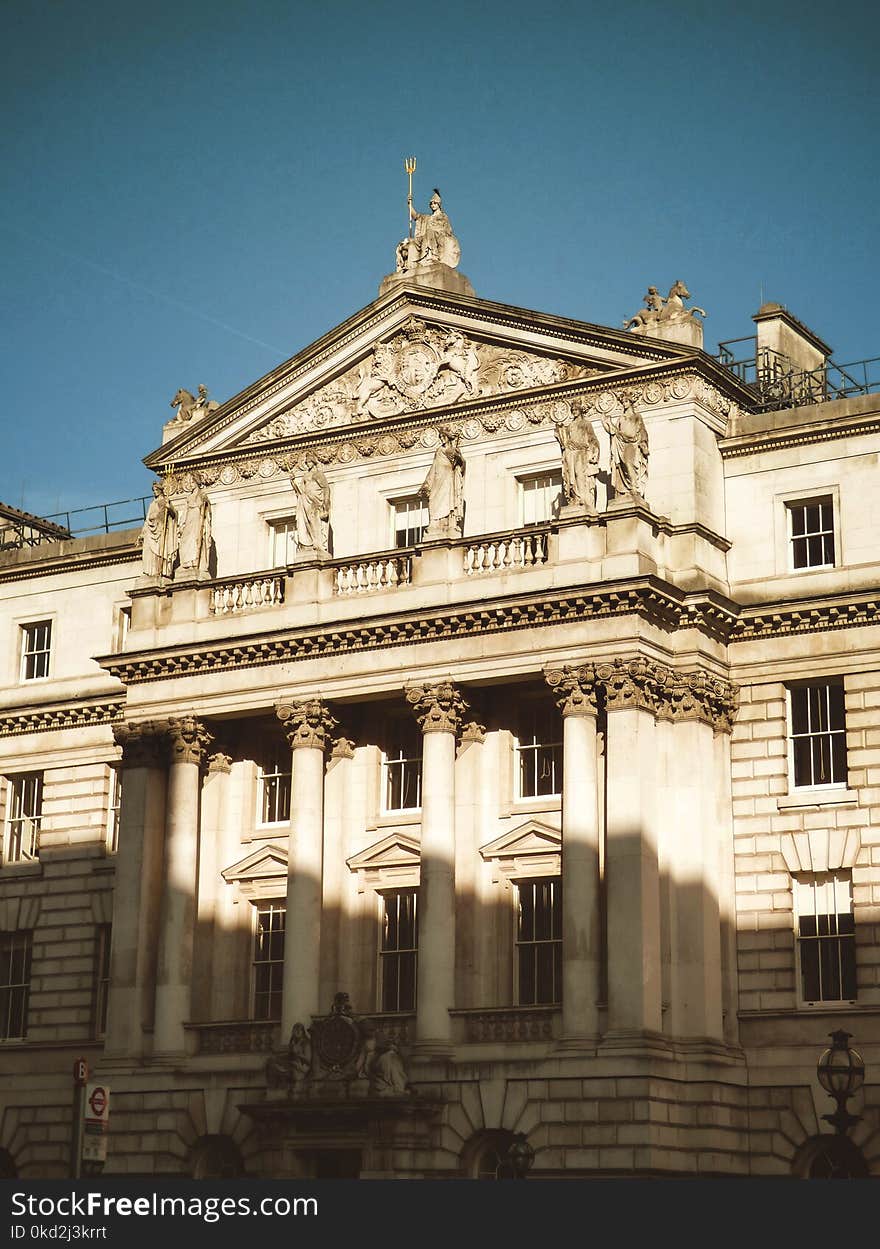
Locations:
189;371;739;491
243;317;597;443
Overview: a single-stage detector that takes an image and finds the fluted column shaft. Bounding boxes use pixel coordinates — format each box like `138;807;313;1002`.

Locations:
277;699;337;1037
153;717;212;1055
104;723;168;1059
546;666;602;1042
406;681;467;1052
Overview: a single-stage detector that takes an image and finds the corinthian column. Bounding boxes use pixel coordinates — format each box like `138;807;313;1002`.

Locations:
276;698;337;1037
405;680;467;1052
545;664;601;1044
104;722;168;1059
153;716;213;1055
600;658;664;1039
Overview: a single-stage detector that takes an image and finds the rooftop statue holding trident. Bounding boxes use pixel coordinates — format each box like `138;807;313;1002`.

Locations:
396;157;462;272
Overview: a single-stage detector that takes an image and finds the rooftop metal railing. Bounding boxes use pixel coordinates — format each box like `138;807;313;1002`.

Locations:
717;337;880;411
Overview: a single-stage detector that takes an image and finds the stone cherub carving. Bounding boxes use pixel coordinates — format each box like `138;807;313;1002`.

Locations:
170;385;219;425
555;398;601;512
420;425;465;539
138;480;178;578
397;188;462;273
602;392;649;501
290;455;331;557
624;281;706;332
174;474;212;578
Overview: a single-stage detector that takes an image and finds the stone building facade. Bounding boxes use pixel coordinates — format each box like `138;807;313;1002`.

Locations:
0;229;878;1177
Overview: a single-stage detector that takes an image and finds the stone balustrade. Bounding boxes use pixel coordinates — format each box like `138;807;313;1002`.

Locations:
450;1006;559;1042
209;574;284;615
463;526;550;576
188;1019;279;1054
334;553;413;595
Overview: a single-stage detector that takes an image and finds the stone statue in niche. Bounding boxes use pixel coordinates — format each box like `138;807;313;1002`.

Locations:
174;474;212;579
291;454;331;557
555;398;600;513
138;480;178;579
420;426;465;540
602;392;649;502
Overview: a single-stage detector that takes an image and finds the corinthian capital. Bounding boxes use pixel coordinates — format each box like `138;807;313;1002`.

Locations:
113;720;169;768
405;680;468;735
669;671;739;733
544;664;600;717
597;657;673;715
167;716;214;766
275;699;338;751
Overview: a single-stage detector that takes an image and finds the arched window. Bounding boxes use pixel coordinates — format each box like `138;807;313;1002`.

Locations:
461;1129;516;1179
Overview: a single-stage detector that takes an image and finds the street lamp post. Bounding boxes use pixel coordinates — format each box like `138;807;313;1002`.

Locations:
816;1029;865;1136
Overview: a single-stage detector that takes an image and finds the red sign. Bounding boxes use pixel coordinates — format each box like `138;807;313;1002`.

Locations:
73;1058;88;1086
88;1086;108;1118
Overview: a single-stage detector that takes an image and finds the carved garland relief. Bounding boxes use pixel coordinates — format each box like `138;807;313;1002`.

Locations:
188;373;736;492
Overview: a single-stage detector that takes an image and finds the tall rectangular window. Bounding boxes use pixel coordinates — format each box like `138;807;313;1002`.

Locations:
93;925;112;1038
382;720;422;812
515;702;562;798
5;773;43;862
20;621;52;681
787;498;835;570
519;473;562;526
380;889;418;1013
391;496;427;548
516;878;562;1005
268;519;297;567
0;930;33;1040
794;873;856;1003
789;681;847;789
252;903;285;1021
107;768;122;855
257;743;291;825
114;606;131;652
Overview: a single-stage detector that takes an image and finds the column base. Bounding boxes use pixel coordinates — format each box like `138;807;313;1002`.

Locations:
597;1029;675;1060
409;1039;454;1060
551;1034;600;1056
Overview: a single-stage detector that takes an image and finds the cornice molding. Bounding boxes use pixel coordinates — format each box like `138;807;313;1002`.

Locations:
0;696;125;738
732;592;880;641
98;579;737;686
720;410;880;459
0;544;139;583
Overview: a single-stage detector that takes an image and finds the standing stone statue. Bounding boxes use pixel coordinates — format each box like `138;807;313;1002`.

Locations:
421;426;465;539
138;480;178;578
175;475;212;578
406;188;461;269
291;455;331;557
368;1035;411;1097
555;399;600;512
602;393;649;502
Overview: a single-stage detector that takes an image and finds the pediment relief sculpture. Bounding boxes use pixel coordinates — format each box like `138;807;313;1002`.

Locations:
243;319;596;443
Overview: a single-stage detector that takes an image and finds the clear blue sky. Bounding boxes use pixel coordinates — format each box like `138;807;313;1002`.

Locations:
2;0;877;518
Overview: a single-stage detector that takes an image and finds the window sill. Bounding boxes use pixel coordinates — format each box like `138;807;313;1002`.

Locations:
777;788;858;810
377;811;421;827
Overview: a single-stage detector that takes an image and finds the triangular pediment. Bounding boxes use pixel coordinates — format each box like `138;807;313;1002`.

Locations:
222;843;288;883
145;286;695;470
480;819;562;862
346;832;421;874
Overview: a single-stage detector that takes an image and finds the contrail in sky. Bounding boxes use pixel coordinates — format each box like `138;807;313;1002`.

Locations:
4;221;285;355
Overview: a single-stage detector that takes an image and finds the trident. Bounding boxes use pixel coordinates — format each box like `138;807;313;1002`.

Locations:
405;156;416;238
